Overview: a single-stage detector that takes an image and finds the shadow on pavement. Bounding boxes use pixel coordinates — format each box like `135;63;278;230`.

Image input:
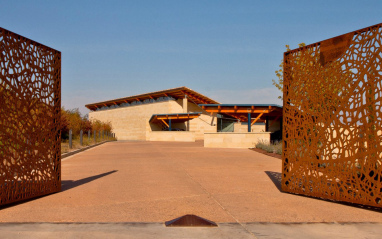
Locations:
264;171;382;213
61;170;117;192
265;171;282;192
0;170;118;209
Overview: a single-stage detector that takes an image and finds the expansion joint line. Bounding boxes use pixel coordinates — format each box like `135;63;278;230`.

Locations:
182;169;258;239
154;144;258;238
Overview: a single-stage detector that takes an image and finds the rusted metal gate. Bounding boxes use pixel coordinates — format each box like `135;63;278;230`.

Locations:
282;23;382;207
0;27;61;206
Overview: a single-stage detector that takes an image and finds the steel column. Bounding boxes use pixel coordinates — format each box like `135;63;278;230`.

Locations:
247;113;251;132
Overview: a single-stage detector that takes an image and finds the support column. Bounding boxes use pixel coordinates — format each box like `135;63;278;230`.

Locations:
169;118;172;131
183;95;188;113
183;96;189;130
248;113;251;132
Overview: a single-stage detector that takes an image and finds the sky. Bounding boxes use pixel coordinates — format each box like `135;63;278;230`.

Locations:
1;0;381;115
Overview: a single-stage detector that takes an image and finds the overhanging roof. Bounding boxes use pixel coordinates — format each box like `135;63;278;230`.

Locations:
199;104;282;122
200;104;282;109
149;112;202;124
86;86;219;111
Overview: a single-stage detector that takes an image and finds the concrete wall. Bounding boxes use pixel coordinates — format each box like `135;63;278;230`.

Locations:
186;100;217;140
146;131;196;142
204;132;271;148
89;101;174;140
233;119;281;133
268;118;281;132
233;122;266;133
144;98;217;140
89;98;217;141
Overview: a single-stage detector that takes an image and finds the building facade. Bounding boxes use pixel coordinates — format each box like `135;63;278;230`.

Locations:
86;86;282;146
86;87;219;141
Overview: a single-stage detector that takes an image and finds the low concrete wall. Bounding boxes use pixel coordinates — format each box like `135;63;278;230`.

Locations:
147;131;196;142
204;132;271;148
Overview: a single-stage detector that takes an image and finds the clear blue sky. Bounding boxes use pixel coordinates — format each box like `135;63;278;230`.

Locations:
1;1;381;115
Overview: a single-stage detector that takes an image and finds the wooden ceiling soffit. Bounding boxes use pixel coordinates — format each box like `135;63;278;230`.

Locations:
202;109;271;113
186;93;207;104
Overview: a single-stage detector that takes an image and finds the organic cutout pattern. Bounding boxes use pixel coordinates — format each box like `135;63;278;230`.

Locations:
0;27;61;206
282;23;382;207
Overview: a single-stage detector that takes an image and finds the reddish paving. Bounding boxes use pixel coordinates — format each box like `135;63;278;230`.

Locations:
0;141;381;223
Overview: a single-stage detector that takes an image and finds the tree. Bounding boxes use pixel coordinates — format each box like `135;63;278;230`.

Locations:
65;108;83;135
272;43;306;99
60;108;70;139
60;107;113;138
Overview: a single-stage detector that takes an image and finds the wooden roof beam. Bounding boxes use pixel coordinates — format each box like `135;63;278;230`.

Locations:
251;112;264;126
161;119;169;127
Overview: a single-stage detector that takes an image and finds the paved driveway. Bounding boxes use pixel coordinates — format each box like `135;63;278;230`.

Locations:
1;141;381;223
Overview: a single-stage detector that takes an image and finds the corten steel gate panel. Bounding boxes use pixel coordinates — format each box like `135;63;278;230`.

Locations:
0;28;61;206
282;23;382;207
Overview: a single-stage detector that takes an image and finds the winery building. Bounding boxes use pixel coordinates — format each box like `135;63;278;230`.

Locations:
85;86;282;148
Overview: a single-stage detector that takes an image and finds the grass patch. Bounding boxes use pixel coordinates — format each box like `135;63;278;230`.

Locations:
255;140;282;155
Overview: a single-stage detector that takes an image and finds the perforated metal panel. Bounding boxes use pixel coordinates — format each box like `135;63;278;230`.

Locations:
282;23;382;207
0;27;61;206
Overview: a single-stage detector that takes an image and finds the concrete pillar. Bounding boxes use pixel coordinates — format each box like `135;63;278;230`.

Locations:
183;96;189;130
183;96;188;113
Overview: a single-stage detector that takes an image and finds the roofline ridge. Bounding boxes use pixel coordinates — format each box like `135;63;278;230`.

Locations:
85;86;219;110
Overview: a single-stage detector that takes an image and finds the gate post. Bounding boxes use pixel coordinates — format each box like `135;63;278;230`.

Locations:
69;129;72;149
80;130;83;146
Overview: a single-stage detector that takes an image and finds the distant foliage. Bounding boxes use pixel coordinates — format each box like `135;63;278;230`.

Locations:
60;107;112;139
60;108;70;139
272;43;306;99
